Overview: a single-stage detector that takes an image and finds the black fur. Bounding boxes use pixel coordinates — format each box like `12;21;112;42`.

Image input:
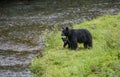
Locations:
61;37;70;48
61;27;92;50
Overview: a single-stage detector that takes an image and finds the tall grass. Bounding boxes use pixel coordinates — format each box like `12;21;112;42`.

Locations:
30;13;120;77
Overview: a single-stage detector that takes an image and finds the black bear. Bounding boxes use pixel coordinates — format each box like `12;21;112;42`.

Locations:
61;27;92;50
61;37;70;48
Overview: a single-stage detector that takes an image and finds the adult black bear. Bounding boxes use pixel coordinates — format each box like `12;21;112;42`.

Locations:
61;37;70;48
61;27;92;50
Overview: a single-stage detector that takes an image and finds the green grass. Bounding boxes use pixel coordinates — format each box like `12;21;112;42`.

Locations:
30;14;120;77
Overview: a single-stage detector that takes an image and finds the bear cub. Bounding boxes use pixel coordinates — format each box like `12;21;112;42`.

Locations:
61;27;92;50
61;37;70;48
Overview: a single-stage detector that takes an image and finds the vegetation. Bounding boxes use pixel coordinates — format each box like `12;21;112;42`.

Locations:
30;13;120;77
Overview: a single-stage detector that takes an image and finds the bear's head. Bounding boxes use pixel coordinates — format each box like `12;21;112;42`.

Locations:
61;27;69;36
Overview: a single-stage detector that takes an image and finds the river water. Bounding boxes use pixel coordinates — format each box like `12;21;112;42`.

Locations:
0;0;120;77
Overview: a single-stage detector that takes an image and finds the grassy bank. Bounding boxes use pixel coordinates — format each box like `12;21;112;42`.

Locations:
30;14;120;77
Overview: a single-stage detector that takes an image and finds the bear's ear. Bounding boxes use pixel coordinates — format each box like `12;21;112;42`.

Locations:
66;27;69;30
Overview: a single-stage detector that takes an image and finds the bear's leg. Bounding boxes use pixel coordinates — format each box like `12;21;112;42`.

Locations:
84;43;87;48
70;42;77;50
74;43;77;49
67;39;71;48
86;42;92;48
63;42;67;48
68;42;71;48
88;42;92;48
70;43;73;49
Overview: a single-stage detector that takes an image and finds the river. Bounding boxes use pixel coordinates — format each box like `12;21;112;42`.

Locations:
0;0;120;77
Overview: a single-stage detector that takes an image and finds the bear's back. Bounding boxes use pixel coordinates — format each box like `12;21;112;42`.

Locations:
75;29;92;43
